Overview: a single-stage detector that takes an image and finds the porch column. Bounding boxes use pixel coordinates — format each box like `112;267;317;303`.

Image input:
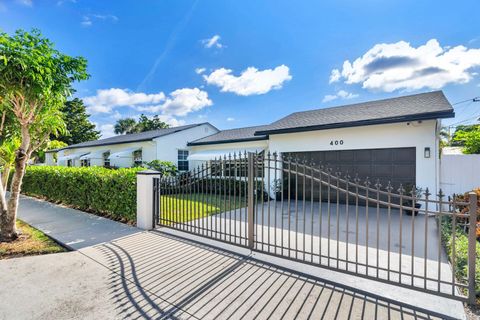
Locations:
136;169;161;230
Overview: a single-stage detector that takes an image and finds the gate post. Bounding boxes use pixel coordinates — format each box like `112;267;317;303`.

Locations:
247;152;255;249
136;169;161;230
468;191;478;305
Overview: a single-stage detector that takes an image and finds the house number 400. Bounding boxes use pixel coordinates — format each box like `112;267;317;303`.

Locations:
330;140;344;146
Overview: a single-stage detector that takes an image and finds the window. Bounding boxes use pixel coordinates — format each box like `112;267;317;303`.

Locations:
103;152;110;167
67;159;72;167
210;160;222;176
80;159;90;167
133;150;143;166
178;150;189;171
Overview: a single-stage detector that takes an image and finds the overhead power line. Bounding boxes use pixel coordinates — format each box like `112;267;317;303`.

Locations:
445;96;480;128
452;97;480;105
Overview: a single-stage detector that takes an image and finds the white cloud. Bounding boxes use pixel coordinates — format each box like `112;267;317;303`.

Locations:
322;90;358;103
16;0;32;6
84;88;166;113
330;39;480;92
85;87;212;119
57;0;76;5
195;67;206;74
329;69;341;83
226;117;235;122
204;65;292;96
81;14;118;27
201;35;223;49
322;94;337;103
138;88;212;116
99;124;115;138
157;115;186;127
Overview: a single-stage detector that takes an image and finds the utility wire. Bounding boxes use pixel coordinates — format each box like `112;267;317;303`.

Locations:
445;96;480;128
452;97;480;105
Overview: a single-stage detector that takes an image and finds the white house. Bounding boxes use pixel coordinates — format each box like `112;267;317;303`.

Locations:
187;91;455;195
46;123;218;170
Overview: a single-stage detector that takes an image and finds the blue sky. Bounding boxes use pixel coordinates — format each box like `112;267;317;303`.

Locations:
1;0;480;138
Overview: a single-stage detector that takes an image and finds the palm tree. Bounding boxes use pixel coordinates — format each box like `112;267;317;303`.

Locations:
114;118;138;135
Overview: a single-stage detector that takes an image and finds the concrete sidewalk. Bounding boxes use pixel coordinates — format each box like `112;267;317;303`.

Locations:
17;195;141;249
2;196;465;319
0;232;450;320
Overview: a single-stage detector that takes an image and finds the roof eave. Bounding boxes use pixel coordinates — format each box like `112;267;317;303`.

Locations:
62;123;212;150
253;110;455;136
187;136;268;146
62;137;155;150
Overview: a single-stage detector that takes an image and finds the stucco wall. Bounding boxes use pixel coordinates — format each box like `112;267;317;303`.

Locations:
58;140;157;168
45;152;56;166
268;120;439;194
55;123;218;168
188;139;269;170
155;123;219;170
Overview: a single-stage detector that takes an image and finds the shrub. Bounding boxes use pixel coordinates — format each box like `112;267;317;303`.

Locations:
21;166;142;223
441;216;480;298
143;160;178;176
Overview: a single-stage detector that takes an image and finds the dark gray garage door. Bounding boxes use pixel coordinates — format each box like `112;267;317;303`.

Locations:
284;147;416;203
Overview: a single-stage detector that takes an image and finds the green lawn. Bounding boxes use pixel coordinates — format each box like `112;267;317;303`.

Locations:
0;220;66;259
160;193;247;224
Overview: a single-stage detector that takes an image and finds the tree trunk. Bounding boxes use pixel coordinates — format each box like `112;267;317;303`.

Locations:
0;126;30;242
0;177;8;241
2;165;11;193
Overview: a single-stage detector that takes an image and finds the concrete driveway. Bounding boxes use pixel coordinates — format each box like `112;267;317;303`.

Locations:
168;201;454;295
0;231;453;320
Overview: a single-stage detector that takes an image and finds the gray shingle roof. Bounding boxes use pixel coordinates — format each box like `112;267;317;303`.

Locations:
188;125;269;146
63;123;212;150
255;91;454;135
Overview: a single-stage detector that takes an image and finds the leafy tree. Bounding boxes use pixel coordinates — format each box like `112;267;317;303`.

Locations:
453;126;480;154
451;124;480;146
143;160;177;176
55;98;99;145
114;118;137;135
0;29;88;241
36;139;68;163
0;137;20;192
0;110;20;191
136;114;169;132
114;114;170;135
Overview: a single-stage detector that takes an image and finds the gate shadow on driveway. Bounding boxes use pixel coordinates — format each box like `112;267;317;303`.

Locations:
81;231;450;320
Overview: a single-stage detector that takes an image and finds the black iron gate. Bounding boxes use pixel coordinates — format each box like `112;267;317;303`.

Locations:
154;152;478;303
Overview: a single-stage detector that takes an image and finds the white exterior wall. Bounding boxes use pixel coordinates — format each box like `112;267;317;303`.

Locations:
58;141;157;168
54;124;218;168
268;120;439;194
440;154;480;196
155;123;218;170
45;152;56;166
189;139;269;170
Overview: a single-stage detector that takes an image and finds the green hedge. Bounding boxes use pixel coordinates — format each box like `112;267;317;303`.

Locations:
441;216;480;298
21;166;142;223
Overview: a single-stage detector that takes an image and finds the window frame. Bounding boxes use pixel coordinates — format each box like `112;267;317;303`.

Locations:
133;150;143;166
103;152;111;168
177;149;189;172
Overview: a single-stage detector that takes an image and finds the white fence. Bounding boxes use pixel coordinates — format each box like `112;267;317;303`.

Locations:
440;154;480;197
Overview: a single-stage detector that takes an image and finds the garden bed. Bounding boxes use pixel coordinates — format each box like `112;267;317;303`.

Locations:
0;220;66;259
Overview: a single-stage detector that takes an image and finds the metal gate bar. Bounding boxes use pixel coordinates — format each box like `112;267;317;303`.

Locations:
154;151;478;304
